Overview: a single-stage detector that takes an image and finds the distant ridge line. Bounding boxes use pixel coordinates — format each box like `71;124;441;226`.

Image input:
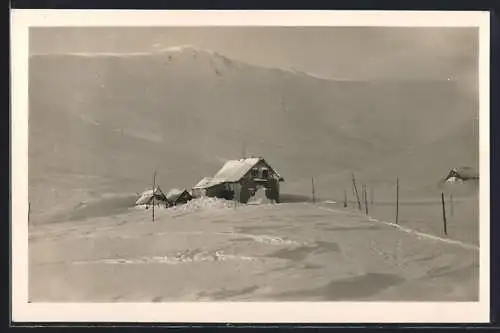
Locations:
29;46;460;84
28;49;349;83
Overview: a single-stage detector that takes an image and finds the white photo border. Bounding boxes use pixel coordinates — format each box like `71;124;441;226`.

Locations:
11;9;491;323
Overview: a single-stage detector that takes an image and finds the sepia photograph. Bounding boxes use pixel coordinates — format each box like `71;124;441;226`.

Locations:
11;10;490;323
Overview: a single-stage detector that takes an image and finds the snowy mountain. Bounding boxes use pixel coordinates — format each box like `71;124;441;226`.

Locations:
28;46;479;213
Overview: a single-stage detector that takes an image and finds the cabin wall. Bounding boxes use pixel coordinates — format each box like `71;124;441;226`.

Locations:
219;183;235;200
231;183;241;203
241;161;281;203
199;184;231;199
247;160;280;182
234;180;250;203
192;188;205;198
192;184;226;199
193;187;205;198
177;192;193;204
249;163;280;190
266;178;280;203
206;186;221;198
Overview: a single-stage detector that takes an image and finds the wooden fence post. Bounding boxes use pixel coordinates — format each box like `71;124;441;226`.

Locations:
351;173;362;211
344;189;347;208
363;184;369;215
311;177;316;204
351;186;356;208
441;192;448;236
152;170;156;222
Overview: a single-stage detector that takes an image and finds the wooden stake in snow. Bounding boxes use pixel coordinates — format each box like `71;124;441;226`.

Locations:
363;185;366;214
371;187;374;205
351;173;362;211
343;189;348;208
441;192;448;236
351;186;356;208
396;177;400;225
363;184;369;215
152;170;156;222
311;177;316;204
28;202;31;224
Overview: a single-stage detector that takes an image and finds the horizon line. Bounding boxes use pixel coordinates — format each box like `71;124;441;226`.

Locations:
29;46;462;83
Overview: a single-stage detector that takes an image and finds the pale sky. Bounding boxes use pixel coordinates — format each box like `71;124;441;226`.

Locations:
30;27;478;82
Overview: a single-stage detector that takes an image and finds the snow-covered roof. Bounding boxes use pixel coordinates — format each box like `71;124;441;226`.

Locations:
135;186;167;205
166;188;182;198
212;157;263;182
192;177;224;189
166;188;191;202
193;158;283;189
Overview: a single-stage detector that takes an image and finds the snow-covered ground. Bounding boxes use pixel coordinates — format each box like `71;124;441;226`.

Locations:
27;47;480;304
29;198;478;302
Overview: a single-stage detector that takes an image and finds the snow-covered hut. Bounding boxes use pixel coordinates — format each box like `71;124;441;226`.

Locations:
135;186;171;207
166;188;193;206
444;167;479;183
192;157;284;203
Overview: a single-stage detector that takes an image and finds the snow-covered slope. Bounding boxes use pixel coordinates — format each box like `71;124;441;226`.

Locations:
29;200;478;302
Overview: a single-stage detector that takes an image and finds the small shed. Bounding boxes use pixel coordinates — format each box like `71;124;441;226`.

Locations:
444;167;479;183
166;188;193;206
135;186;171;207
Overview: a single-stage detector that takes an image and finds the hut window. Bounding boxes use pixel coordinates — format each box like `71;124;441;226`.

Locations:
251;168;259;177
262;169;269;178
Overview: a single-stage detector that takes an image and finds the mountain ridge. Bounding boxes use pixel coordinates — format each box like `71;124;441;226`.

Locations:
29;45;464;84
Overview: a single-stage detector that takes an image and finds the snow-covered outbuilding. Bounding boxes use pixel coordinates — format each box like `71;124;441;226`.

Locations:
166;188;193;206
135;186;171;207
444;167;479;183
192;157;284;203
